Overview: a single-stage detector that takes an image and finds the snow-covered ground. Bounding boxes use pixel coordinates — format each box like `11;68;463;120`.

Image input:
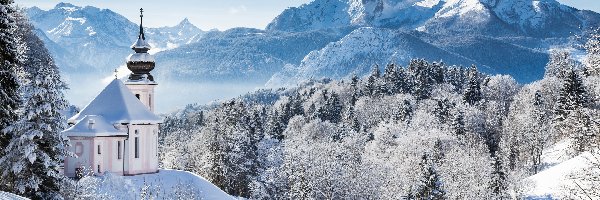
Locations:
525;140;598;199
78;169;234;199
0;191;29;200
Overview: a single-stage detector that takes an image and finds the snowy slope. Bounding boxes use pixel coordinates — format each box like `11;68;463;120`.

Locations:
127;169;234;199
0;191;29;200
77;169;233;199
154;27;351;83
525;140;598;199
267;27;478;86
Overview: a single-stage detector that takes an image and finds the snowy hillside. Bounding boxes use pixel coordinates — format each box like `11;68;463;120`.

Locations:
267;27;478;86
75;169;234;199
0;191;29;200
525;140;600;199
155;27;351;83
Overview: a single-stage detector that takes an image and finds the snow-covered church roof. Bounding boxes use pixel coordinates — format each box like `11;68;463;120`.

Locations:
68;79;163;125
63;115;128;137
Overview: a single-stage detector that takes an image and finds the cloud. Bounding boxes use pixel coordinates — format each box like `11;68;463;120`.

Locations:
228;5;248;14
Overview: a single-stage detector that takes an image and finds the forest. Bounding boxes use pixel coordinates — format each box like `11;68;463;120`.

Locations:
159;39;600;199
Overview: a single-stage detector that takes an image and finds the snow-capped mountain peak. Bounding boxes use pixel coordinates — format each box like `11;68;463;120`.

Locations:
176;18;193;27
267;0;444;31
435;0;490;18
54;2;79;10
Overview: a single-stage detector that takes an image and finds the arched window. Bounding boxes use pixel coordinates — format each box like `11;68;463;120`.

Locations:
135;94;140;100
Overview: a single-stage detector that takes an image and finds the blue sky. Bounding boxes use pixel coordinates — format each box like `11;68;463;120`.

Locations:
15;0;600;30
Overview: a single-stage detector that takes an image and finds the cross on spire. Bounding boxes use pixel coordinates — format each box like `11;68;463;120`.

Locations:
114;68;118;79
138;8;145;40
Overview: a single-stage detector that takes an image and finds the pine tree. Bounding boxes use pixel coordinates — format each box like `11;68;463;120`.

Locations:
365;64;381;96
555;68;589;122
383;63;399;94
0;0;22;173
554;68;595;152
0;14;71;198
413;154;446;200
343;105;360;132
451;110;466;136
463;65;482;105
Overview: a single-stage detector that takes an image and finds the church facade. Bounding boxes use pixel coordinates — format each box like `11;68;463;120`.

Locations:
62;9;162;177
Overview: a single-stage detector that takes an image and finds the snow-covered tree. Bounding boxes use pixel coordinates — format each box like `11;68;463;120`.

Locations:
0;13;71;198
463;65;482;105
545;50;574;79
412;153;445;200
584;32;600;77
0;0;23;172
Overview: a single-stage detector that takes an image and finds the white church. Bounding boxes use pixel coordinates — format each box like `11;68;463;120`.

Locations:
62;9;162;177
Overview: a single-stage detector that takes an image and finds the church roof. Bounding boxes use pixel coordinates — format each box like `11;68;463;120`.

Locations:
68;79;163;124
63;115;127;137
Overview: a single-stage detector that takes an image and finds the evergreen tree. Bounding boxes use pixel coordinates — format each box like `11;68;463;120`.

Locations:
0;14;71;198
555;68;589;122
413;154;446;200
343;105;360;132
365;64;381;96
445;66;466;93
322;92;342;123
434;99;453;124
0;0;22;172
463;65;482;105
451;110;466;136
383;63;399;94
553;68;596;152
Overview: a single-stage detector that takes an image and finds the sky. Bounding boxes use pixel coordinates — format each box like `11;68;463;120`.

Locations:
13;0;600;30
15;0;312;30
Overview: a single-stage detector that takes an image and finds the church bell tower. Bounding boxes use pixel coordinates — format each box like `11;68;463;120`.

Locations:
125;8;157;112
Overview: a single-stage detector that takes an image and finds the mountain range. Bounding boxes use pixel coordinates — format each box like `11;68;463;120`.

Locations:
25;0;600;112
26;3;204;74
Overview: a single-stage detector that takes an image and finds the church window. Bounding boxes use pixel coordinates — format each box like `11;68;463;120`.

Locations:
97;145;101;155
97;165;101;173
135;94;140;99
135;137;139;158
117;141;122;159
149;94;152;107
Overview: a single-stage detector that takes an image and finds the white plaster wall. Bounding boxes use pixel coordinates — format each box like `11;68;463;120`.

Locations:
125;124;159;175
94;137;127;176
65;137;127;177
64;137;93;177
125;84;156;112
